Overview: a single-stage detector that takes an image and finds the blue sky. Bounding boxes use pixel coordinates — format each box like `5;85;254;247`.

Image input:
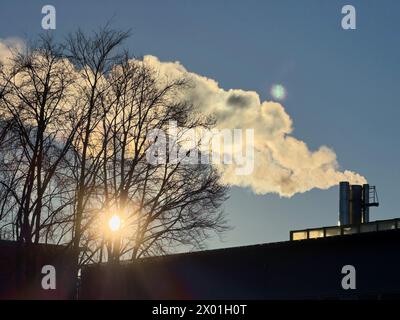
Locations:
1;0;399;248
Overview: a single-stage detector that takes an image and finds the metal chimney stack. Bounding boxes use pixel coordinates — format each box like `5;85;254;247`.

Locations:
350;185;363;224
339;182;350;225
339;181;379;226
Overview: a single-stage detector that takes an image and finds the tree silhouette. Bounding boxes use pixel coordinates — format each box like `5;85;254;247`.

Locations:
0;28;229;272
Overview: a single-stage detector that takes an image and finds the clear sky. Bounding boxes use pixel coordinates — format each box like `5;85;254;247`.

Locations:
1;0;399;249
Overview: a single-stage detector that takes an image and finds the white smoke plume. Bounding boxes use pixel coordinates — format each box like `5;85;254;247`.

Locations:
0;37;366;197
142;55;366;197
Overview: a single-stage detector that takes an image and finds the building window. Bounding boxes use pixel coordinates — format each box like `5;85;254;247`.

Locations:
309;229;324;239
343;226;358;235
360;223;377;233
292;231;308;240
325;227;341;237
378;220;396;231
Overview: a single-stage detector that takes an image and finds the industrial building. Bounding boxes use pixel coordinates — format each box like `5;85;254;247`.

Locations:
79;225;400;299
2;181;400;299
79;182;400;300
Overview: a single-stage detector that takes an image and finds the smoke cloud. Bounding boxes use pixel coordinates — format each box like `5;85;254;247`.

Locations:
0;38;24;66
0;37;366;197
142;55;366;197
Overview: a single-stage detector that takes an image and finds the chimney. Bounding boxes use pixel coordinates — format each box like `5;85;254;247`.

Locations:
339;181;379;226
339;182;350;225
350;185;362;225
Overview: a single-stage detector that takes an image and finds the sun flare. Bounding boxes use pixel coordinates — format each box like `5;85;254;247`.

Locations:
108;214;122;232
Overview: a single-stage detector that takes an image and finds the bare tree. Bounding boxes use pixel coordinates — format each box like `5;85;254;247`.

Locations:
64;27;130;268
83;57;229;263
0;35;79;244
0;28;229;273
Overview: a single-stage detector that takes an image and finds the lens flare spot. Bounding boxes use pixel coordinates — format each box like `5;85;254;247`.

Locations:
270;84;286;101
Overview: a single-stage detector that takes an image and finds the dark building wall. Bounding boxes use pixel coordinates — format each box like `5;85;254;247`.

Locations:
0;241;75;299
80;230;400;299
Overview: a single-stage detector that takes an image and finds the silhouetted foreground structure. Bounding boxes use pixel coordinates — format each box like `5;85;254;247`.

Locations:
80;228;400;299
0;240;75;299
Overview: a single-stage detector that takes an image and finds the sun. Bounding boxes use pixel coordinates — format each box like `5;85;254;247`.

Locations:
108;214;122;232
